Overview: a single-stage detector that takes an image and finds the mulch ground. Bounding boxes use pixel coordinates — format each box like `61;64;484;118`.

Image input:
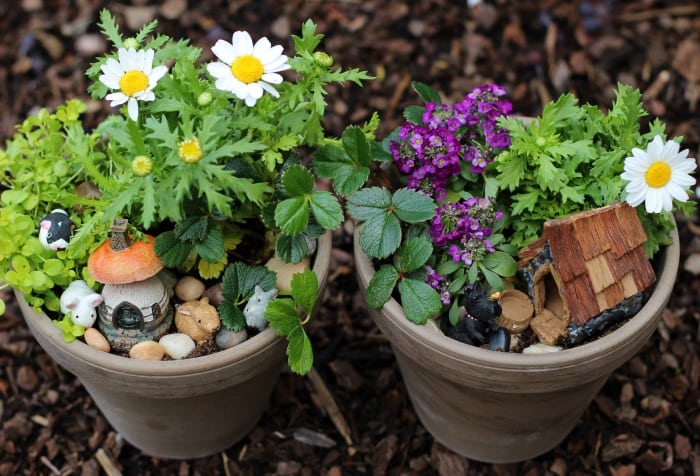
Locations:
1;1;699;475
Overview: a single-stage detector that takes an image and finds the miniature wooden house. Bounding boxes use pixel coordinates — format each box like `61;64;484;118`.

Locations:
517;202;656;333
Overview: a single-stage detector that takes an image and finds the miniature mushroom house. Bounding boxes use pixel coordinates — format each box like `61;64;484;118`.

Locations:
87;219;173;352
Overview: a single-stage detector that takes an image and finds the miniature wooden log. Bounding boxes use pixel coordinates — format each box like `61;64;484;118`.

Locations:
495;289;534;334
530;309;568;346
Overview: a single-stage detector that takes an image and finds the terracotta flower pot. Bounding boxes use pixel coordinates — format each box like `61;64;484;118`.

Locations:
354;224;679;463
17;232;332;459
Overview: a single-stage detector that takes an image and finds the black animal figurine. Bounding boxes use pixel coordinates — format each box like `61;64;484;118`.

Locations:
442;286;508;350
38;209;74;251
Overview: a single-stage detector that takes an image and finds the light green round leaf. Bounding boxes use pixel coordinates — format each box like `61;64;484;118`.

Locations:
30;271;53;291
275;197;310;235
0;190;29;206
0;299;5;315
309;191;343;230
282;165;314;196
43;259;65;277
392;188;436;223
11;255;31;274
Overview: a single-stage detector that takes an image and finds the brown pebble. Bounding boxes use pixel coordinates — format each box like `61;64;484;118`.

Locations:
84;328;110;353
129;340;165;360
175;276;206;302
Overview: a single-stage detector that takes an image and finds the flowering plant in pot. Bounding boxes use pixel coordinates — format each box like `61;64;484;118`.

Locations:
0;10;371;458
345;81;694;462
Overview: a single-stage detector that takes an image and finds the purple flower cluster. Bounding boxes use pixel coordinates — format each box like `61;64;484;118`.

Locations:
426;265;451;305
389;84;512;200
428;197;503;267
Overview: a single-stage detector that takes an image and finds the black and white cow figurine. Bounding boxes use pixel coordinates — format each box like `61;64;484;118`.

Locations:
39;209;74;251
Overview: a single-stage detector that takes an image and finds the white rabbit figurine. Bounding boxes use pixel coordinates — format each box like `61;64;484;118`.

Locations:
243;285;278;331
59;280;104;328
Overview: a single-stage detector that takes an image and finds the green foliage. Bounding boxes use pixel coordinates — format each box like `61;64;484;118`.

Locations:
265;268;319;374
313;126;372;195
53;313;86;343
0;100;106;314
363;237;441;324
347;187;436;258
493;83;675;254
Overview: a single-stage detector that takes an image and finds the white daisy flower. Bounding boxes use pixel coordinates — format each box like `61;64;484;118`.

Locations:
206;31;290;107
99;48;168;121
621;135;696;213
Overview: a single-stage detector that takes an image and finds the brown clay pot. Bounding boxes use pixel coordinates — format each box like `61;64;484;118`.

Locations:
354;224;679;463
17;232;332;459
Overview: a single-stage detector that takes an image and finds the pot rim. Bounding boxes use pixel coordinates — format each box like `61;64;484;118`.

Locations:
354;221;679;373
17;231;332;377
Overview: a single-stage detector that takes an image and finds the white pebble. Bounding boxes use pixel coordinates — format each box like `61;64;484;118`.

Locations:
159;333;195;360
522;343;563;354
215;328;248;349
683;253;700;275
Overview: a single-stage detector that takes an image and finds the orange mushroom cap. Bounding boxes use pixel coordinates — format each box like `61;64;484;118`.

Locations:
88;234;163;284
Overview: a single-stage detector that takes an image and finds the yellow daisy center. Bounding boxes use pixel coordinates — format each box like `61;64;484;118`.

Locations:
178;138;203;164
119;70;149;96
644;161;671;188
132;155;153;176
231;55;264;84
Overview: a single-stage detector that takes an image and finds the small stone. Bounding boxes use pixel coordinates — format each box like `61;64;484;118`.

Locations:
175;276;205;301
522;343;563;354
215;327;248;349
203;283;224;306
265;255;311;293
16;366;38;392
159;333;195;360
84;328;110;353
129;340;165;360
74;33;107;56
682;253;700;275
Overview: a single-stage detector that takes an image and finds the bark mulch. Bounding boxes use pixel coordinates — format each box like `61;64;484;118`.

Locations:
1;1;699;474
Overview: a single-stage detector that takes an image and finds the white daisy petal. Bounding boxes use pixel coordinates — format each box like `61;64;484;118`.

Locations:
259;81;280;97
247;83;264;99
212;40;237;65
127;98;139;121
106;92;128;106
252;37;272;57
261;72;283;84
207;62;232;79
149;65;168;83
99;73;121;90
102;57;125;78
232;31;254;55
244;95;257;107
